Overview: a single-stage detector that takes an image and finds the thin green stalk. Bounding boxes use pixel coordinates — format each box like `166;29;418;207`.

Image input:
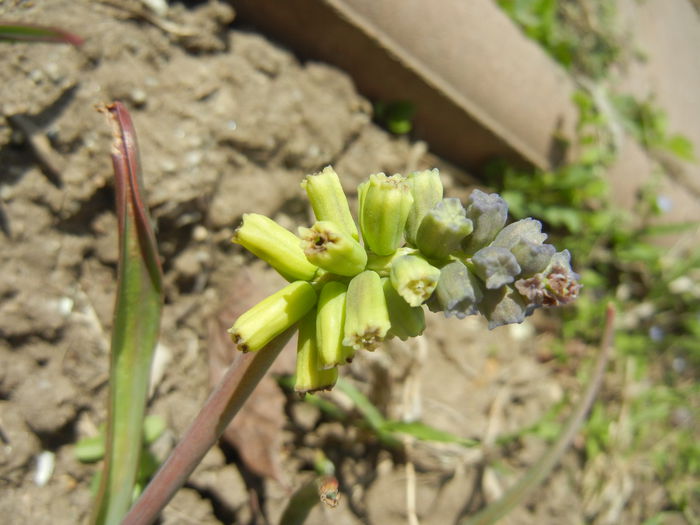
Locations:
462;304;616;525
122;327;296;525
92;102;163;525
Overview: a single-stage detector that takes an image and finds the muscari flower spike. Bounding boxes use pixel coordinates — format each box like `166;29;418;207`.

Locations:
228;166;581;394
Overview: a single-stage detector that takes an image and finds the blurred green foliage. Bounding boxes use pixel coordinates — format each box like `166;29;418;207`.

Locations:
497;0;625;79
280;376;478;449
496;0;700;520
75;415;166;500
373;100;415;135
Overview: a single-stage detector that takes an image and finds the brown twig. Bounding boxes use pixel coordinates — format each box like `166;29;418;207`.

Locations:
8;114;65;187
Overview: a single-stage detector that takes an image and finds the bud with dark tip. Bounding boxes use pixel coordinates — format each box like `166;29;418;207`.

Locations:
233;213;318;282
343;270;391;352
390;254;441;307
299;221;367;277
229;280;317;352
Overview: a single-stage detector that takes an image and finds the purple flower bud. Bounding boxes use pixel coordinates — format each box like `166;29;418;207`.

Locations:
510;241;556;276
461;190;508;254
478;286;529;329
471;246;521;289
429;260;483;318
490;218;547;249
514;250;581;307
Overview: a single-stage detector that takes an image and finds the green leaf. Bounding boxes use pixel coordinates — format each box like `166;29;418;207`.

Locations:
143;415;166;445
541;206;582;232
92;102;164;525
663;134;696;162
75;436;106;463
278;481;320;525
374;100;415;135
380;420;478;447
640;220;700;237
0;22;83;46
335;378;386;432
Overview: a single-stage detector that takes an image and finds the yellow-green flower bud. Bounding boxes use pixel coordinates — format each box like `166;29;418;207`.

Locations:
405;169;443;245
316;281;351;368
359;173;414;256
416;198;473;259
365;246;416;276
299;221;367;277
228;281;317;352
382;278;425;341
301;166;359;241
232;213;318;282
343;270;391;352
389;254;441;307
295;309;338;394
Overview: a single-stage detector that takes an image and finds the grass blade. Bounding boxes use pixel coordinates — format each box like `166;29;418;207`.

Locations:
334;378;387;431
279;481;320;525
381;420;478;447
92;102;164;525
0;22;84;46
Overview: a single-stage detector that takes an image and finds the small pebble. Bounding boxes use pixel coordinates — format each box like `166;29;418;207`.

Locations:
160;159;177;173
34;451;55;487
193;225;209;242
130;88;147;107
141;0;168;15
44;62;62;82
57;297;74;317
185;150;203;166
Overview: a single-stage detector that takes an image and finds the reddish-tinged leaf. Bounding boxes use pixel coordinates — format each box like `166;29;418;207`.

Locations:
0;22;84;46
92;102;163;525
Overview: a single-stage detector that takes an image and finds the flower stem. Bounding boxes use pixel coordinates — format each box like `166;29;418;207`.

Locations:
122;327;296;525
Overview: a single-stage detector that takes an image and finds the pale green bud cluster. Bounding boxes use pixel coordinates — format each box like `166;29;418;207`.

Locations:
229;166;580;392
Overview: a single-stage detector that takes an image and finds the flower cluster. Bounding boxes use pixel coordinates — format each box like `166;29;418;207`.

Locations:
229;167;580;393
